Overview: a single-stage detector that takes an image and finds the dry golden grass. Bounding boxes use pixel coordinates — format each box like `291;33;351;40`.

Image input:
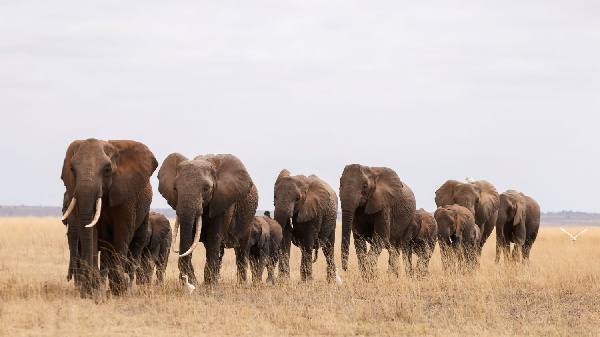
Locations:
0;217;599;336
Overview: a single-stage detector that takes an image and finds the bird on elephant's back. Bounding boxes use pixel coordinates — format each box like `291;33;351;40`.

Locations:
61;138;157;297
339;164;416;281
273;169;339;283
158;153;258;287
435;178;500;254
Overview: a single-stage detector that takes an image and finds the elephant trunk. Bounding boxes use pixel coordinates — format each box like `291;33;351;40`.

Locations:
274;206;293;231
341;209;354;271
176;205;203;280
75;194;100;288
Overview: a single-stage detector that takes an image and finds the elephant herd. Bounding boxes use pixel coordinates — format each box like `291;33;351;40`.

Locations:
60;138;540;298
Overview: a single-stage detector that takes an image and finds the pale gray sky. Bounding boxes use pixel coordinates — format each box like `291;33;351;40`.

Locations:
1;1;599;212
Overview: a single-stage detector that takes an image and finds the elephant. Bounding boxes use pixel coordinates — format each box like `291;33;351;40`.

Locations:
339;164;416;281
158;153;258;286
273;170;338;282
495;190;540;264
435;179;499;254
135;212;172;285
434;204;480;271
246;212;282;285
405;208;438;276
60;138;157;297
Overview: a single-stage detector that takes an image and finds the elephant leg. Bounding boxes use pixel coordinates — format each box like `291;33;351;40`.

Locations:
401;242;414;277
266;246;279;286
388;246;401;278
278;227;292;282
204;225;224;286
300;245;313;282
452;236;464;270
495;227;504;264
353;232;369;281
480;212;497;253
155;241;169;285
136;248;153;285
367;233;386;280
249;253;259;285
522;230;538;263
322;233;336;283
235;246;249;286
414;243;426;276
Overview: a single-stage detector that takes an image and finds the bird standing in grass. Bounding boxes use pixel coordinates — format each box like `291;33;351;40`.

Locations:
182;275;195;294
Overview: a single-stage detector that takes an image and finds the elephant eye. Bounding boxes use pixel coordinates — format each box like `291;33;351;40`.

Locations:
70;165;75;173
173;187;177;192
295;196;301;202
203;187;209;193
104;165;112;174
362;183;367;190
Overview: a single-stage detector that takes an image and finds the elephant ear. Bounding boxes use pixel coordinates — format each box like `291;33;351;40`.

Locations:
435;180;461;207
108;140;158;207
457;205;475;232
364;167;404;214
472;180;500;224
276;169;291;186
158;153;189;209
513;193;527;227
60;140;82;198
205;154;254;218
297;176;330;223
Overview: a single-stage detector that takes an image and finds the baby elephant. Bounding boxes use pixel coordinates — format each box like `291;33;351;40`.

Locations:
136;212;172;285
406;208;438;276
247;212;283;285
434;204;480;271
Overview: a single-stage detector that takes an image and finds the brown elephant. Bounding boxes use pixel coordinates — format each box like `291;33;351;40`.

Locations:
61;139;157;297
135;212;172;285
406;208;438;276
273;170;338;282
247;213;282;285
495;190;540;264
339;164;416;281
434;204;480;271
435;179;499;254
158;153;258;286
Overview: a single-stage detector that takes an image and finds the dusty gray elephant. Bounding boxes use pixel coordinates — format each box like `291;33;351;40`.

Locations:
158;153;258;286
435;179;499;253
405;208;438;276
434;204;480;271
339;164;416;281
135;212;172;285
495;190;540;264
273;170;338;282
61;138;157;297
247;213;282;285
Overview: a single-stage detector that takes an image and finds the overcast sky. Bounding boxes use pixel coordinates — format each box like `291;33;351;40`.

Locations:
1;1;599;213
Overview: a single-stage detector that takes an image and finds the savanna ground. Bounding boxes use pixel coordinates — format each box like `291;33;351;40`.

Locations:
0;218;598;336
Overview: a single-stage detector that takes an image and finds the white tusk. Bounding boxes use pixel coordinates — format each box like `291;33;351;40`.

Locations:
61;197;76;221
85;198;102;228
172;216;180;253
179;215;202;257
289;217;293;229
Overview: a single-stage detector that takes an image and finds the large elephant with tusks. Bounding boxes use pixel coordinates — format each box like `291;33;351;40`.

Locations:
61;138;157;297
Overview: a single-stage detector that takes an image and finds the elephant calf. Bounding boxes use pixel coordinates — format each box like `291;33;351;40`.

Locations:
495;190;540;264
135;212;172;285
405;208;438;276
247;212;283;285
434;204;480;271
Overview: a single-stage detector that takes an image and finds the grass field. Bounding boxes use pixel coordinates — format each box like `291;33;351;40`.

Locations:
0;217;598;336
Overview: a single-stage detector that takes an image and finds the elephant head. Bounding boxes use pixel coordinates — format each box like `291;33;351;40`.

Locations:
339;164;404;270
435;179;499;226
497;190;527;230
60;139;157;284
273;169;330;231
158;153;253;261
